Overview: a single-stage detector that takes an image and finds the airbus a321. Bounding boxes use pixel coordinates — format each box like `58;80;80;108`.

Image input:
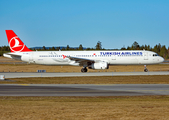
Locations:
3;30;164;72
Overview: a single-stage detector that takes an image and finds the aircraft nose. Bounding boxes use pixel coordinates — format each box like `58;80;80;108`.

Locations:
160;57;164;63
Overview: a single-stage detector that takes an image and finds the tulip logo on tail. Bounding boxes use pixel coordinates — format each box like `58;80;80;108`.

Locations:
9;36;25;52
6;30;32;52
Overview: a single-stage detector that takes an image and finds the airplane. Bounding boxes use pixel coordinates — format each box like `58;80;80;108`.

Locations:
3;30;164;72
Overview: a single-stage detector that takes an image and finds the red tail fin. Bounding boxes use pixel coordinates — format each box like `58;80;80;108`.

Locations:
5;30;32;52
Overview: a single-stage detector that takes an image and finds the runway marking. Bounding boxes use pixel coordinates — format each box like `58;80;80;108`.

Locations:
19;84;30;86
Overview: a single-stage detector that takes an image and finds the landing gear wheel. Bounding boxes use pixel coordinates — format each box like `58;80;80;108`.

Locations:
144;65;148;72
81;67;88;73
144;68;148;72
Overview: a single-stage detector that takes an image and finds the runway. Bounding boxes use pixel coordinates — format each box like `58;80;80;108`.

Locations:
0;84;169;96
1;71;169;78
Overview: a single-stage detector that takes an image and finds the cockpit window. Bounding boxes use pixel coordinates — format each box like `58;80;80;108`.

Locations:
153;54;159;56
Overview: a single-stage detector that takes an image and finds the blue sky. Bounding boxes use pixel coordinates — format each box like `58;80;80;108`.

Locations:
0;0;169;49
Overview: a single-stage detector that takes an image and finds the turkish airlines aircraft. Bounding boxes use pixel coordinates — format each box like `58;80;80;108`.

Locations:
3;30;164;72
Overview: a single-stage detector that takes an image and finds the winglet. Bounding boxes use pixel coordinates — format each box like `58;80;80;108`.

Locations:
5;30;32;52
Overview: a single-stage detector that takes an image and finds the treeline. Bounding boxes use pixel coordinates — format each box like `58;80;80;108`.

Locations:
0;41;169;59
121;41;169;59
30;41;103;51
0;46;10;56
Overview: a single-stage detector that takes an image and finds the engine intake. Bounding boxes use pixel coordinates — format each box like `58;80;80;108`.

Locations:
88;62;109;70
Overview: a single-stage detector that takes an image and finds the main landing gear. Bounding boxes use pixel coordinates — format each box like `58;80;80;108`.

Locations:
144;65;148;72
81;67;88;73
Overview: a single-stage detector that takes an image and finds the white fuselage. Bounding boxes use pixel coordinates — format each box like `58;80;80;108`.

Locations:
4;30;164;72
4;50;164;66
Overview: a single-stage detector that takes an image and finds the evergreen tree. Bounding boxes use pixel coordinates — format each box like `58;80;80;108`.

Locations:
131;45;134;50
153;45;158;53
168;47;169;59
132;41;139;49
121;45;126;50
66;45;70;50
43;46;46;50
160;45;167;59
157;43;161;53
86;48;91;50
121;46;126;50
147;45;150;50
79;44;83;50
140;45;144;50
62;47;66;51
56;47;60;51
127;46;131;50
144;44;148;50
95;41;102;50
52;46;55;50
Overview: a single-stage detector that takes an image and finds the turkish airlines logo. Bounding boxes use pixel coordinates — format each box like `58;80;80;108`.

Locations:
9;36;25;52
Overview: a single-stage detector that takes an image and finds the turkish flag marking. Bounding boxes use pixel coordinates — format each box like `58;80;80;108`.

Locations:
62;55;67;59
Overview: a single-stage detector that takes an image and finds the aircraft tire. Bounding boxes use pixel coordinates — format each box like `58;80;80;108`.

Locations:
144;69;148;72
81;67;88;73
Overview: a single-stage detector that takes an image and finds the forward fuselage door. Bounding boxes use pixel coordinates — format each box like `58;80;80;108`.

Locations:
144;52;148;60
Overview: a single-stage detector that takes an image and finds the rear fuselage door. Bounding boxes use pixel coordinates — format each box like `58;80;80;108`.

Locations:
29;52;34;63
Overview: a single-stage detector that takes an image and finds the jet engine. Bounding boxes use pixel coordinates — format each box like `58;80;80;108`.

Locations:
88;62;109;70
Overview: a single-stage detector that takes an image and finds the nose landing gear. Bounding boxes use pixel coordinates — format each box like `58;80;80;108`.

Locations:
144;65;148;72
81;67;88;73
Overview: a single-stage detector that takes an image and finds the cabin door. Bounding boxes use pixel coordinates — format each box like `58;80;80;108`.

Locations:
29;53;34;63
144;52;148;60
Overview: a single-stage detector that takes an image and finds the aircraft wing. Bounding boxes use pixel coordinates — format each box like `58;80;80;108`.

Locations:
67;56;95;66
67;56;94;62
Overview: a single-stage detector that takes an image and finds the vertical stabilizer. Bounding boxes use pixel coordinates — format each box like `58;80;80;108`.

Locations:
5;30;32;52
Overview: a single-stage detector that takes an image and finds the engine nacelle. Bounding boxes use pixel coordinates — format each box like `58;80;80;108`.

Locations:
88;62;109;70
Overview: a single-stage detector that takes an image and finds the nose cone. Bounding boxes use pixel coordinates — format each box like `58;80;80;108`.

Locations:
160;57;164;63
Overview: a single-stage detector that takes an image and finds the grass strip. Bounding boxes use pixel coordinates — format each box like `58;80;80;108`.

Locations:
0;96;169;120
0;64;169;73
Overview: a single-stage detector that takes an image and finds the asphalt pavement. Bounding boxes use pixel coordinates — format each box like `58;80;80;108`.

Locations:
0;84;169;96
